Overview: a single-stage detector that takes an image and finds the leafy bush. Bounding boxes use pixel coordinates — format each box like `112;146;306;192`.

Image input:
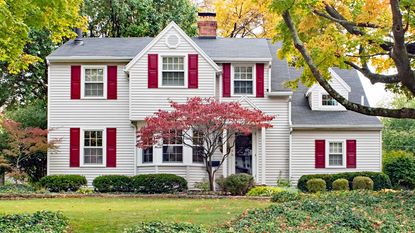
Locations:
76;186;95;194
123;221;208;233
352;176;374;190
276;178;291;187
383;150;413;169
246;186;284;196
221;173;255;195
39;175;87;192
298;172;391;192
271;190;301;203
131;174;187;194
194;181;210;192
93;175;132;192
222;191;415;232
332;178;350;191
0;211;68;233
306;178;326;193
0;183;35;193
384;156;415;189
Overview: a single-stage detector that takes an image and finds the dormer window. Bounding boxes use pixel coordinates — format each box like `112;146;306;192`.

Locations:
233;65;254;95
322;94;338;106
162;56;185;87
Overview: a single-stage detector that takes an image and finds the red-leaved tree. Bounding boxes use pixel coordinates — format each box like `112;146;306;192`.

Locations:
138;97;274;191
0;117;58;183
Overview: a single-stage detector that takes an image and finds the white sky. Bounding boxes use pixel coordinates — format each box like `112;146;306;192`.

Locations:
358;72;393;107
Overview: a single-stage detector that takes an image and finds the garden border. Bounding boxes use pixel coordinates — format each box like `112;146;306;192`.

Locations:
0;193;271;200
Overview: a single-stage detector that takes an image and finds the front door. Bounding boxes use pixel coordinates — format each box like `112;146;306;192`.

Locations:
235;134;252;174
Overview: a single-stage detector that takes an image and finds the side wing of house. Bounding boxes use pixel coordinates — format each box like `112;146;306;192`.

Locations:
289;68;383;184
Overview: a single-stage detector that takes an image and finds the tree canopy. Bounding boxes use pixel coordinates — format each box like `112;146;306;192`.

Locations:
271;0;415;118
0;0;86;73
83;0;198;37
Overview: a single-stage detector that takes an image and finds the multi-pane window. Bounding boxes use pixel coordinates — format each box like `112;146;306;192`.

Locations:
163;130;183;162
322;94;338;106
328;142;343;166
142;147;153;163
162;57;185;86
83;130;103;165
234;65;253;95
192;130;204;163
84;68;104;97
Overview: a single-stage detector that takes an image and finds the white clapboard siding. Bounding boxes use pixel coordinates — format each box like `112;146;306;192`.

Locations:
129;27;217;120
48;63;136;185
308;75;349;111
290;130;382;184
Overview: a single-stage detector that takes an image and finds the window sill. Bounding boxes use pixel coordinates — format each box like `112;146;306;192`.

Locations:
80;164;106;168
137;163;206;167
158;86;187;89
325;166;347;169
80;97;107;100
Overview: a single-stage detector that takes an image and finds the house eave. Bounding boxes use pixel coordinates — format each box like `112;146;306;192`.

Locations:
213;58;272;63
292;124;383;130
266;91;293;96
47;56;132;63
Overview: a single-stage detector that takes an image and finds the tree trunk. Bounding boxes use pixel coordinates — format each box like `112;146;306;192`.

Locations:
207;170;215;191
0;171;4;186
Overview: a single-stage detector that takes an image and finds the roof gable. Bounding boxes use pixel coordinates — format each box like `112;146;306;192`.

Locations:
305;68;352;96
124;21;220;72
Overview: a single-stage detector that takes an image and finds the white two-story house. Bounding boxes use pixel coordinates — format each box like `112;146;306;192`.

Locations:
46;13;382;187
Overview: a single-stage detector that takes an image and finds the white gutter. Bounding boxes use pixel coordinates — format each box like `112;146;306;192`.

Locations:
288;96;293;184
266;91;293;96
292;124;383;130
47;56;133;62
213;58;272;62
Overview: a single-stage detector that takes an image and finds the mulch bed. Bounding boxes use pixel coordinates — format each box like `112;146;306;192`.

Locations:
0;193;271;200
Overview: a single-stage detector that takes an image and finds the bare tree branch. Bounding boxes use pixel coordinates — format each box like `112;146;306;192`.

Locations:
344;61;400;84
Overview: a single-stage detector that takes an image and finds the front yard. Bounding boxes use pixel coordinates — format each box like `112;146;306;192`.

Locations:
0;197;270;232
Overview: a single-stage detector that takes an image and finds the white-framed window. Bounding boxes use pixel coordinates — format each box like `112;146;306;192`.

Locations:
192;130;204;163
161;56;185;87
232;64;255;95
326;141;345;168
322;94;338;106
162;130;183;163
82;66;107;98
142;147;153;163
82;129;105;166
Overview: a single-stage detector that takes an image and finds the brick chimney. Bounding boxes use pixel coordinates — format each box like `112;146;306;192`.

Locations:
198;12;217;38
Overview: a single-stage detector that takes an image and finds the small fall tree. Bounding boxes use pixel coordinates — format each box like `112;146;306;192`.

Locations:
0;117;57;183
138;97;274;191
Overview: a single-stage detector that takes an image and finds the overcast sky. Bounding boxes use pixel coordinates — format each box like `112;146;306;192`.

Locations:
358;72;393;107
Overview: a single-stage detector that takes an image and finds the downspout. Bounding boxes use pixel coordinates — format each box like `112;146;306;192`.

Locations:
131;121;137;176
288;96;293;184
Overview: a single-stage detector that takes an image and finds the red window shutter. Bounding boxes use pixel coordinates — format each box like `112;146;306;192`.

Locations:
148;54;158;88
188;54;198;88
106;128;117;167
256;63;265;97
107;65;117;99
346;140;357;168
222;63;231;97
69;128;80;167
71;66;81;99
315;140;325;168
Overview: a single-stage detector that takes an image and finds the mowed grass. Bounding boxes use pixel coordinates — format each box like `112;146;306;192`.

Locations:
0;197;270;232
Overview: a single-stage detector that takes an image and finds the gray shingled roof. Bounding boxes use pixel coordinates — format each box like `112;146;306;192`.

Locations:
290;67;382;127
47;37;272;60
267;40;291;91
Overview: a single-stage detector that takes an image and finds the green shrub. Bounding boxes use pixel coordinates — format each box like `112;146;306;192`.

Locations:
246;186;284;196
76;186;95;194
297;172;391;192
306;178;326;193
0;211;68;232
276;178;291;187
194;181;210;192
352;176;374;190
222;173;255;195
39;175;87;192
0;184;35;193
123;221;207;233
384;156;415;189
131;174;187;194
332;178;350;191
271;190;301;203
216;176;226;192
93;175;132;192
382;150;413;169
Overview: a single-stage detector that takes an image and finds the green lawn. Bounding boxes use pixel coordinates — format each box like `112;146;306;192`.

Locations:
0;197;270;232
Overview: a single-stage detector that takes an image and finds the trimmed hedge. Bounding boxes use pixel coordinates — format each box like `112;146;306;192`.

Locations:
0;211;68;233
332;178;349;191
40;175;87;192
306;178;326;193
246;186;285;197
131;174;187;194
93;175;132;192
298;172;391;192
222;173;255;196
271;190;301;203
352;176;374;190
384;156;415;189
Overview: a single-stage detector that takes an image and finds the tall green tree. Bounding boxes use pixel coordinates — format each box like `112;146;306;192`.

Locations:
0;0;86;73
271;0;415;119
83;0;198;37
